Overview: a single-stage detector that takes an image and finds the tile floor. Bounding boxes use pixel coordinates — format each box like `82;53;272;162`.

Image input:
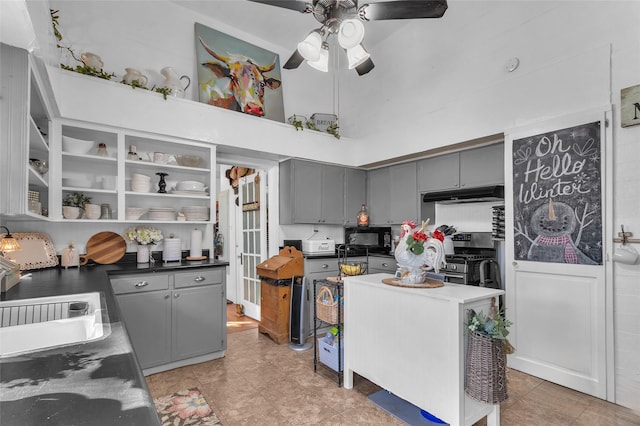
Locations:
146;309;640;425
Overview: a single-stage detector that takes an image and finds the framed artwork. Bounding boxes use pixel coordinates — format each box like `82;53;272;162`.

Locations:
195;22;285;122
512;121;603;265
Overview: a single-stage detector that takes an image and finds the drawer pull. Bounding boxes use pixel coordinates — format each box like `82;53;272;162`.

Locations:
194;276;206;282
174;293;180;298
382;263;389;267
321;264;329;269
135;281;149;288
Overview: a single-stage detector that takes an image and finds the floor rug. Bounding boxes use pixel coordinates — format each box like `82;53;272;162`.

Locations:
368;390;447;425
154;387;222;426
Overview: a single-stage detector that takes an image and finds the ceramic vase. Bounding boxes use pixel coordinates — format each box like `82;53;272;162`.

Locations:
394;249;428;284
137;244;150;263
63;206;81;219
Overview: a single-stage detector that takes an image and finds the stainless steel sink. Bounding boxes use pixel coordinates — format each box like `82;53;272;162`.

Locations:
0;292;110;357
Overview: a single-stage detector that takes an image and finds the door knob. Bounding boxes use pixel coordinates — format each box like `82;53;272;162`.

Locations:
512;261;518;267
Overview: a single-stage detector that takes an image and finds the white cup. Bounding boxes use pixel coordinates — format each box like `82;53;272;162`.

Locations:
613;245;639;265
101;176;117;190
153;152;170;164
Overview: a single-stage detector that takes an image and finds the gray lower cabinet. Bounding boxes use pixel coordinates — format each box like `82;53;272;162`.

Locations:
110;267;226;373
368;256;397;274
368;162;418;225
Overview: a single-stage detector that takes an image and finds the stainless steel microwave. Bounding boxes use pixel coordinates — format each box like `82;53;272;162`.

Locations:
344;226;392;254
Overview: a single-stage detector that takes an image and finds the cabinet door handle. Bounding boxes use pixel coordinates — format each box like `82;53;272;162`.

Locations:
194;276;205;282
321;264;329;269
135;281;149;288
164;294;170;299
381;263;389;267
174;293;180;298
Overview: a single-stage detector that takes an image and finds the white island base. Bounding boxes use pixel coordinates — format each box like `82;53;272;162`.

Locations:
343;274;505;426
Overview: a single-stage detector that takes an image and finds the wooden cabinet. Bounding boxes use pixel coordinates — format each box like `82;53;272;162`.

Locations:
259;282;291;344
344;168;367;226
0;44;51;219
280;159;345;224
417;143;504;193
110;266;226;374
367;162;418;225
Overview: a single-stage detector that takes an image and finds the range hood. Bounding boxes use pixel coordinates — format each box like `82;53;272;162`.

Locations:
422;185;504;204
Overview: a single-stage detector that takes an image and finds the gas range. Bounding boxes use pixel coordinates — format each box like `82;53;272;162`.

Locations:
440;233;498;286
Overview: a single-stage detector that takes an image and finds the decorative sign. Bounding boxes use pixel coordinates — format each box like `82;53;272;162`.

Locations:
512;122;603;265
621;84;640;127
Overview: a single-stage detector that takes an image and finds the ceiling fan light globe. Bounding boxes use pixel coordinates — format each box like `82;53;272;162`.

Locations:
338;19;365;49
307;47;329;72
346;44;370;69
297;32;322;61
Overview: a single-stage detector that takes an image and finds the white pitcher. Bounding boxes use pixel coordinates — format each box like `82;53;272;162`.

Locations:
123;68;148;86
80;52;103;69
160;67;191;98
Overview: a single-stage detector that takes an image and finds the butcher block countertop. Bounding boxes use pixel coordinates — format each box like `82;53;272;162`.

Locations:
0;259;228;426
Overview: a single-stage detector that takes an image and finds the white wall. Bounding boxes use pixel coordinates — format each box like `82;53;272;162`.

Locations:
5;0;640;410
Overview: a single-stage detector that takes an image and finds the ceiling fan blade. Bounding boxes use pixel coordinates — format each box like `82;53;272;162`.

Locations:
359;0;448;21
247;0;312;14
283;50;305;69
355;57;374;76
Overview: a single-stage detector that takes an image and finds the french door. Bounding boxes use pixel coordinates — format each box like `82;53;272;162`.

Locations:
236;170;267;320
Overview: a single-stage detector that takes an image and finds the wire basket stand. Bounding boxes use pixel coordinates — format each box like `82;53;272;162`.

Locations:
337;245;368;280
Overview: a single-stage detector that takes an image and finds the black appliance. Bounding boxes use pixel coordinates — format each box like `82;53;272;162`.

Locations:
422;185;504;203
344;226;392;254
283;239;302;252
289;275;312;352
440;232;500;287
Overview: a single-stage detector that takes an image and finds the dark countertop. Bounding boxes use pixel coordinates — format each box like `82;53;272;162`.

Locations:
0;259;229;426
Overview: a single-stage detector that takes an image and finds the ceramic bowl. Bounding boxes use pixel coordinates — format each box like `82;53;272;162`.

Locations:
176;180;205;191
62;177;93;188
176;155;203;168
131;183;151;193
131;173;151;181
63;206;81;219
125;207;146;220
62;136;94;155
84;204;101;220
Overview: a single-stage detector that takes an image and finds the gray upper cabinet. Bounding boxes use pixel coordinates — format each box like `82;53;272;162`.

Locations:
344;168;367;226
459;143;504;187
417;143;504;193
417;152;459;193
280;159;345;224
368;162;418;225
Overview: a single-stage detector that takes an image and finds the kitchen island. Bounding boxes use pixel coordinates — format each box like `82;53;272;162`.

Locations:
343;273;504;426
0;259;228;426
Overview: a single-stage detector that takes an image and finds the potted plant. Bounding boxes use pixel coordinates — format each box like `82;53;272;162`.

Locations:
124;226;164;263
62;192;91;219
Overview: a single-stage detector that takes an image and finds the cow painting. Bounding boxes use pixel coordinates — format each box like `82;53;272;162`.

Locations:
195;23;284;122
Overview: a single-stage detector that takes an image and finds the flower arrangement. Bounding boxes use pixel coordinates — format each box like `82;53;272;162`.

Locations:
124;226;164;245
401;220;445;255
467;307;515;353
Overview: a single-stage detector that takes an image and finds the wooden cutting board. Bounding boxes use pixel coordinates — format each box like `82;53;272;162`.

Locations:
79;231;126;265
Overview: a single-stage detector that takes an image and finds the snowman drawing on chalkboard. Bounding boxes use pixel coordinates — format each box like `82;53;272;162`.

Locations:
519;199;597;264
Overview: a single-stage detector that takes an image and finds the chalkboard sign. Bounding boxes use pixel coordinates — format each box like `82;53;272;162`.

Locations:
512;121;602;265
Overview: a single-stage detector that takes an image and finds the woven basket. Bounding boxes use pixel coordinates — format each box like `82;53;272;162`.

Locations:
316;285;342;324
465;330;508;404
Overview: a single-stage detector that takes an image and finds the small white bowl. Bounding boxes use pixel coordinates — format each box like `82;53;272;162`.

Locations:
131;173;151;181
62;136;94;155
62;177;93;188
125;207;146;220
176;180;205;191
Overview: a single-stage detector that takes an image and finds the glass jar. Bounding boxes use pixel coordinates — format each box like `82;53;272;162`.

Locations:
127;145;140;160
357;204;369;227
97;143;108;157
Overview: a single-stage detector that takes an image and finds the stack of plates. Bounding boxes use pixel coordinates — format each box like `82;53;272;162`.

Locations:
148;208;175;221
171;189;208;196
131;173;151;193
182;206;210;221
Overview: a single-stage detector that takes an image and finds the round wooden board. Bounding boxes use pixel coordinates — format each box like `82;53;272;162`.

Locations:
381;277;445;288
80;231;126;265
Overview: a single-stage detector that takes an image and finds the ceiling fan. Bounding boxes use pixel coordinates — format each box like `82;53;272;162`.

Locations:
248;0;448;75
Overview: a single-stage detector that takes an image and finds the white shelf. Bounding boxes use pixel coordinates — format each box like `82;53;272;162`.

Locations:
62;152;118;162
125;191;210;199
29;116;49;152
125;160;209;173
28;166;48;187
